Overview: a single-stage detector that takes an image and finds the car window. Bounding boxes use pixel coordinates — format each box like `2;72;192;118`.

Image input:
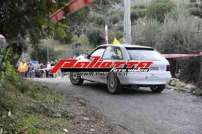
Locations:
127;49;164;61
102;47;113;60
90;48;106;58
103;47;123;60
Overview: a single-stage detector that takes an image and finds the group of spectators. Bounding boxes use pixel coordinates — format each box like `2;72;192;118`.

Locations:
17;59;56;78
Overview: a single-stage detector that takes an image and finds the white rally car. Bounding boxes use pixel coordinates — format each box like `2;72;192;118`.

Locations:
70;44;171;94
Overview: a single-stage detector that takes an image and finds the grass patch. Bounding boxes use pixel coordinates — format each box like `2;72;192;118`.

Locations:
0;80;72;134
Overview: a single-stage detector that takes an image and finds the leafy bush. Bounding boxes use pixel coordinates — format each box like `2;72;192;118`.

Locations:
87;29;105;47
179;58;201;83
0;63;17;87
31;45;61;63
0;48;20;87
72;35;90;47
108;30;123;43
131;5;147;22
189;0;202;18
156;12;202;53
0;115;17;134
55;27;66;39
134;7;202;53
111;12;122;25
90;12;106;26
133;7;202;83
0;78;67;133
147;0;175;22
132;18;161;47
16;116;40;134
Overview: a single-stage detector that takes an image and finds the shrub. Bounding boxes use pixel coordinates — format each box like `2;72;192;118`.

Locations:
87;29;105;47
1;61;19;85
89;12;106;26
31;45;61;63
131;5;147;22
132;7;202;83
132;19;161;47
179;58;201;82
147;0;175;22
16;115;40;134
189;0;202;18
133;7;202;52
156;13;202;53
156;10;202;82
72;35;90;47
0;115;17;134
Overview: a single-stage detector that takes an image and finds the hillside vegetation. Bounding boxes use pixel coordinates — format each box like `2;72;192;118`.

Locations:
77;0;202;86
0;0;202;133
27;0;202;85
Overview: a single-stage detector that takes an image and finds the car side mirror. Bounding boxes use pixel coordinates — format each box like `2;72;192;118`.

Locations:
86;54;91;59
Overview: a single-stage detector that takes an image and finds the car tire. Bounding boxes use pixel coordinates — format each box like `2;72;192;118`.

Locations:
70;72;84;85
107;72;122;94
150;85;165;93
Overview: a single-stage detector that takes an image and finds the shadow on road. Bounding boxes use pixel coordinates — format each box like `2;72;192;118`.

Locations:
82;82;156;96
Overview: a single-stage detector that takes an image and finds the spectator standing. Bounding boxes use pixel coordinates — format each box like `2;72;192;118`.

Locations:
17;59;28;77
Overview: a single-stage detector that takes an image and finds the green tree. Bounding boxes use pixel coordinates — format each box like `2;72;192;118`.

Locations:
147;0;175;22
131;5;147;22
87;29;105;47
189;0;202;18
0;0;73;70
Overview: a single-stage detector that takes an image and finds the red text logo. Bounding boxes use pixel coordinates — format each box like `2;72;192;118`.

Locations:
51;57;153;74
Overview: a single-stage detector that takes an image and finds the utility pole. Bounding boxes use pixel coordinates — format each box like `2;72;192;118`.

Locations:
123;0;132;44
105;24;109;44
46;40;49;64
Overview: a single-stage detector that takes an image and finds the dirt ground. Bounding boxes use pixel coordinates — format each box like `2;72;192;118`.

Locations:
63;96;130;134
33;78;202;134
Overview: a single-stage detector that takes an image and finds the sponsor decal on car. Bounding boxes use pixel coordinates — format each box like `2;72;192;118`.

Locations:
51;56;153;74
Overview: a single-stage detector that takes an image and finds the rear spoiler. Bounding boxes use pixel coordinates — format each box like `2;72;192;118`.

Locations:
126;47;154;50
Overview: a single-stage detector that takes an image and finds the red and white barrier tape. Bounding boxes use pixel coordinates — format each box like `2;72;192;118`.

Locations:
162;52;202;59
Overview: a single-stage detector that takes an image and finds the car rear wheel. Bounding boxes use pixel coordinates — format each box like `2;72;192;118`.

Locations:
107;73;122;94
150;85;165;93
70;72;83;85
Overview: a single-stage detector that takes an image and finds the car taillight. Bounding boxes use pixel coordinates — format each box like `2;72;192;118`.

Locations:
166;65;170;71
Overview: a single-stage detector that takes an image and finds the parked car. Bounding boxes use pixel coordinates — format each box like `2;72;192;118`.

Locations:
69;44;172;94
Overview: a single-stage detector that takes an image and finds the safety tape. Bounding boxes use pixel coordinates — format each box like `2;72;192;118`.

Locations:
162;52;202;59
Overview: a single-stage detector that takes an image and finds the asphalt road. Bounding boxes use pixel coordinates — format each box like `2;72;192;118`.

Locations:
33;78;202;134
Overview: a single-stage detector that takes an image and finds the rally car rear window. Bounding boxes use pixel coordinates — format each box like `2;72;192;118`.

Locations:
126;48;164;61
